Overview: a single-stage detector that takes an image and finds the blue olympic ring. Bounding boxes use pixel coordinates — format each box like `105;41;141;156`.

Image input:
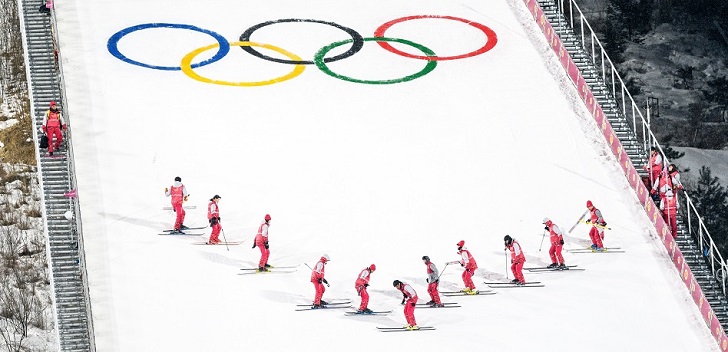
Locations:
107;23;230;71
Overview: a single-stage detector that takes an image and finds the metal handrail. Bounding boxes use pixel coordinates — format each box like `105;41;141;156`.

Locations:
552;0;728;294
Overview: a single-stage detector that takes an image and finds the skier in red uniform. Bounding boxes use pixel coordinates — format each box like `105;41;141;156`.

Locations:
393;280;419;330
505;235;526;285
449;240;478;294
586;200;607;251
207;195;222;245
311;254;330;308
252;214;271;272
660;190;679;238
354;264;376;314
422;256;443;307
543;217;567;269
164;176;189;233
41;101;66;156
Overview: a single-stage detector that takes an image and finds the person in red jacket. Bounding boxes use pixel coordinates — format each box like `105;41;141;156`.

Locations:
644;147;663;185
543;217;567;270
505;235;526;285
449;240;478;294
354;264;376;314
653;163;684;198
393;280;419;330
41;101;66;156
586;200;607;251
164;176;189;234
207;195;222;245
311;254;330;308
660;190;679;238
252;214;272;272
422;256;443;307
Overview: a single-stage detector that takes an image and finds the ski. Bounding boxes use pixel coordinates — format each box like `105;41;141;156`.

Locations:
578;219;611;230
191;241;244;245
417;304;462;308
528;267;585;272
568;209;589;233
566;247;620;252
295;305;351;312
240;265;299;271
344;310;393;316
484;281;541;285
377;326;436;332
162;227;206;232
415;302;459;306
296;301;351;307
440;289;494;294
525;265;578;271
157;232;203;236
569;249;625;253
486;283;545;288
163;205;197;210
238;269;296;275
442;291;496;297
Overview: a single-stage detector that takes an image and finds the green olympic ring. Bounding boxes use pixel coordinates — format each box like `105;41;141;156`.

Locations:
315;37;438;85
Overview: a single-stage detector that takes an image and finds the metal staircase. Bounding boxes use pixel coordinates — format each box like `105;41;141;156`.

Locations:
17;1;95;351
537;0;728;332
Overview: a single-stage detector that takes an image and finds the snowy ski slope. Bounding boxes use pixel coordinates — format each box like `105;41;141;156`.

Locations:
51;0;718;350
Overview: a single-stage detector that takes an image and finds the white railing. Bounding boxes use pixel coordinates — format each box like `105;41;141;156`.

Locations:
552;0;728;295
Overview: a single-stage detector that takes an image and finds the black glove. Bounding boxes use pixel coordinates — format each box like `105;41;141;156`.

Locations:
544;226;549;231
217;217;221;222
322;278;328;285
264;241;269;249
434;279;439;284
209;217;218;226
251;243;256;249
460;263;464;267
426;278;429;283
318;278;322;284
401;298;405;305
560;239;564;245
600;221;607;226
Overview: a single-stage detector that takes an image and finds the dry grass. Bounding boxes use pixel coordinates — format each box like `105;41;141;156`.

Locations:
0;109;35;166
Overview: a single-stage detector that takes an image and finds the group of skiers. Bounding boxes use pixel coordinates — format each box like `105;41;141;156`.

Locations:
163;177;617;331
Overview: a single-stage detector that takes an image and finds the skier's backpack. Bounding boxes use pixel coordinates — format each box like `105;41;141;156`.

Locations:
39;135;49;149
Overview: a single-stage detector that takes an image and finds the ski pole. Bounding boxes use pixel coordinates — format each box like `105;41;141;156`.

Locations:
220;226;229;251
435;263;450;281
504;249;509;279
568;210;589;233
538;229;546;252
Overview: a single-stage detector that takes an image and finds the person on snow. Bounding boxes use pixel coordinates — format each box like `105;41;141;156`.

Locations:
164;176;189;234
586;200;607;251
422;256;443;307
543;217;567;270
448;240;478;294
311;254;330;308
354;264;376;314
644;147;663;186
42;101;66;156
504;235;526;285
207;195;222;245
252;214;272;272
393;280;419;330
660;190;679;238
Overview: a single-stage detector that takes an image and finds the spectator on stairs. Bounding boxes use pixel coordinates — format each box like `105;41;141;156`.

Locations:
660;190;679;238
42;101;66;156
653;163;684;199
643;147;663;187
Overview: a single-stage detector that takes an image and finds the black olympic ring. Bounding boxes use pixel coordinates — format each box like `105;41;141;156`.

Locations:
239;18;364;65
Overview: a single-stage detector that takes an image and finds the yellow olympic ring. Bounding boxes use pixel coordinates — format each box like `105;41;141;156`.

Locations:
180;41;305;87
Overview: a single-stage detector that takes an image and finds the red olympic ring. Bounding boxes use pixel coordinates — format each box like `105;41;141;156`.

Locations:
374;15;498;61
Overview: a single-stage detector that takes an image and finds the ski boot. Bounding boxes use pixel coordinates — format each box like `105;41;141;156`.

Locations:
558;264;569;270
546;263;558;268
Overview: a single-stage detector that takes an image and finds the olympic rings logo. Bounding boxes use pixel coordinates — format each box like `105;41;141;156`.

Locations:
107;15;498;86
